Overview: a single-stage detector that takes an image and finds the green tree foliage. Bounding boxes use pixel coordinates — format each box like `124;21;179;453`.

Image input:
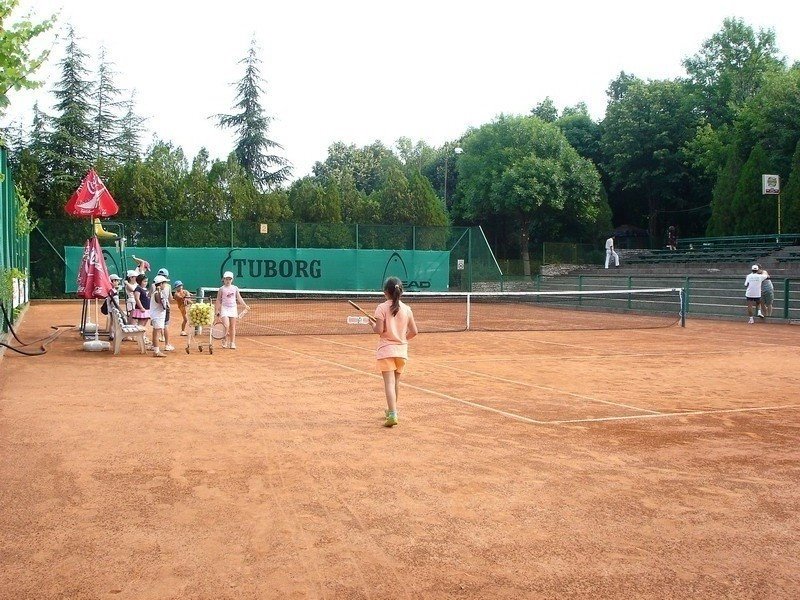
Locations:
287;176;341;223
0;0;56;117
93;47;122;165
216;38;291;190
705;144;744;236
312;141;398;195
48;26;95;207
683;17;784;128
556;103;601;164
782;140;800;233
456;114;609;276
736;67;800;176
530;97;558;123
600;78;703;239
114;92;146;163
339;171;379;223
730;142;779;234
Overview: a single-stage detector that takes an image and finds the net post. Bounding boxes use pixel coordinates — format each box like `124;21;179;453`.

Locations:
627;276;632;309
466;293;471;330
680;287;687;327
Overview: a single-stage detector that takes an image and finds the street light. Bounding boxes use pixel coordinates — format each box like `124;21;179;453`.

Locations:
443;146;463;207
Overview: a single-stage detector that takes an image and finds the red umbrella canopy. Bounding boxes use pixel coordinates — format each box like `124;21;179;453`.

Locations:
77;237;114;299
64;169;119;218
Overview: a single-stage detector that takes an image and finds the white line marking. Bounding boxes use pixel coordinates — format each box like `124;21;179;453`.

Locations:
245;337;548;424
243;337;800;426
548;404;800;425
291;335;660;414
431;363;662;414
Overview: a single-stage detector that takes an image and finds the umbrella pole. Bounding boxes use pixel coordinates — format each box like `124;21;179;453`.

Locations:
95;299;100;341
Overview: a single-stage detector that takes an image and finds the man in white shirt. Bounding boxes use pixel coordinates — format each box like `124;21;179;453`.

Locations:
605;236;620;269
744;264;768;324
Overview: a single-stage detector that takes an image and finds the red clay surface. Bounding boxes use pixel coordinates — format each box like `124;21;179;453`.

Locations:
1;301;799;599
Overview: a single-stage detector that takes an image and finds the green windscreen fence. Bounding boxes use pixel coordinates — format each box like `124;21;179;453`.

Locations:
34;221;502;296
0;146;30;331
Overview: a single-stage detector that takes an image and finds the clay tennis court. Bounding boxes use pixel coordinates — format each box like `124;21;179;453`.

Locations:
2;301;799;599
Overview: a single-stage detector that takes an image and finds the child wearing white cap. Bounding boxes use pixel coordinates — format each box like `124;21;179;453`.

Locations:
150;274;170;357
214;271;250;349
151;268;174;350
124;270;138;317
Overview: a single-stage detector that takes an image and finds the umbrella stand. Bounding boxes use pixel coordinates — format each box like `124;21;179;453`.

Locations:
83;299;110;352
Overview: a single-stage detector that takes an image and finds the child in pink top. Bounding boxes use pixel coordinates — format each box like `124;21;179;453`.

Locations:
372;276;418;427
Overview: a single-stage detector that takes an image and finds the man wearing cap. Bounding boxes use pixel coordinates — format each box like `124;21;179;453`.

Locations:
745;264;768;324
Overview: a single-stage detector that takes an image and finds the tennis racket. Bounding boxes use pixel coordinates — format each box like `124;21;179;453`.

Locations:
210;319;227;340
348;300;376;323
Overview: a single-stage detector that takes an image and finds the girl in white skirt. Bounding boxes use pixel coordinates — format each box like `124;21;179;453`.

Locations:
214;271;250;349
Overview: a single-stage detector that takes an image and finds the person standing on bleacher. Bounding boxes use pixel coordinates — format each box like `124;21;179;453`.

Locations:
667;226;677;250
605;235;620;269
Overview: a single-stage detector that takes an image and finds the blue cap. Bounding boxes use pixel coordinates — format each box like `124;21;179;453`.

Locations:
157;268;169;277
174;280;183;287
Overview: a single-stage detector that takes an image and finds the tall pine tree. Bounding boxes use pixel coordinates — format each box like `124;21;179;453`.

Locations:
216;38;290;190
47;26;94;209
93;47;122;165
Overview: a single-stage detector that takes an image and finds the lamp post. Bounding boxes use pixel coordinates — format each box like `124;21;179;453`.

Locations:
443;146;463;207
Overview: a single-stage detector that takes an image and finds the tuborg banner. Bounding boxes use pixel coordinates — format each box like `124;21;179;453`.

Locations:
64;247;452;293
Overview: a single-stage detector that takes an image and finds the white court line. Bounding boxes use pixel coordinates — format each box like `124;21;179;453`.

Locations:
246;336;800;426
549;404;800;425
245;337;548;425
430;363;662;414
266;335;660;415
433;350;737;363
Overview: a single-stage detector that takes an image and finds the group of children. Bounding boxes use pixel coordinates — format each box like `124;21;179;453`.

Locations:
109;258;194;358
108;264;417;426
108;260;254;357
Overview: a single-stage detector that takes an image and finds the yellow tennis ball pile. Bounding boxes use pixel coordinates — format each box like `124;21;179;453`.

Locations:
188;302;214;326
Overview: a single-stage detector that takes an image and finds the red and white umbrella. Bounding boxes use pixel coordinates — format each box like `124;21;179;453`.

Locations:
77;237;114;299
65;169;119;218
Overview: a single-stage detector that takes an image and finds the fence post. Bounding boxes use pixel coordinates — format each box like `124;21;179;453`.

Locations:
165;220;169;248
467;228;473;292
784;278;790;319
230;220;234;247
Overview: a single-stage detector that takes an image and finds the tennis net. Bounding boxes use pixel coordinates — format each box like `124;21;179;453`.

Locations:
197;287;685;336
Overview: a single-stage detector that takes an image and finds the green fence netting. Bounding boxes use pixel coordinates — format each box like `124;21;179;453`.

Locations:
32;220;503;297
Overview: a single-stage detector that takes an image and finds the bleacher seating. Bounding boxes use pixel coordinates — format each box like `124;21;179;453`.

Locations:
628;234;800;266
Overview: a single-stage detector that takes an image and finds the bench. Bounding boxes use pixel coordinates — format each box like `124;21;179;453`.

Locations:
110;307;147;355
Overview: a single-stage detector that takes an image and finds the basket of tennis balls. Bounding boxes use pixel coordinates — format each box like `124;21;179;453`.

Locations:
188;301;214;327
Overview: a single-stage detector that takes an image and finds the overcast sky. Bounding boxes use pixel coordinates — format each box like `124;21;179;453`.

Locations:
4;0;800;181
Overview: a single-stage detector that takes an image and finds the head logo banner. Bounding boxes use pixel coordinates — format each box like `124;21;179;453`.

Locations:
77;237;113;299
65;169;119;217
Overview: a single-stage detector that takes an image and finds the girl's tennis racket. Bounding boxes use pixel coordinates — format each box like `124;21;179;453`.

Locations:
347;300;376;323
211;308;248;340
210;319;227;340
